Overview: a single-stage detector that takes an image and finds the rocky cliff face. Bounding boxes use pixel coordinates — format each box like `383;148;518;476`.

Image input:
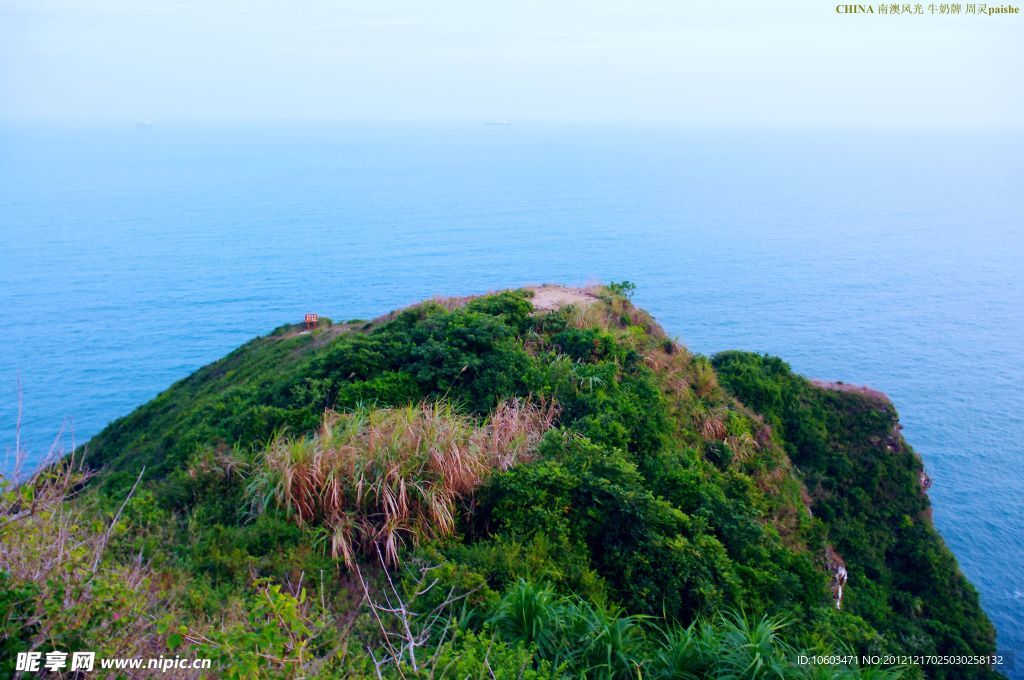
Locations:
715;350;998;676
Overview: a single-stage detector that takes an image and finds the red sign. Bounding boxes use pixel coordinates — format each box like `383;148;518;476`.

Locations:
304;313;318;329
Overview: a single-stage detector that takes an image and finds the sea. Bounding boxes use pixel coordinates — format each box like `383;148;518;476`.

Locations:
1;122;1021;666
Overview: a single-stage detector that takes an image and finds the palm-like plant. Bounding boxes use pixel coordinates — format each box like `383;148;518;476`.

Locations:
488;581;650;679
566;599;648;679
489;579;565;659
714;610;794;679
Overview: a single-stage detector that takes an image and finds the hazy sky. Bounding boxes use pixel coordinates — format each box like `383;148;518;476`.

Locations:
1;0;1021;126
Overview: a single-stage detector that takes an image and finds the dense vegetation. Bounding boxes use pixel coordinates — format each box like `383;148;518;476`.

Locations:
1;286;1000;678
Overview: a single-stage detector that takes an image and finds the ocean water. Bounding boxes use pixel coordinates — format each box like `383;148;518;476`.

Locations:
1;123;1022;665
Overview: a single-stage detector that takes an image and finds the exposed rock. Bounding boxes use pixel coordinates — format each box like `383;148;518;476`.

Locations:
825;545;849;610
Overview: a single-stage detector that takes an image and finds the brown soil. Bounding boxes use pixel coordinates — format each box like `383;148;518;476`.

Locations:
525;284;599;311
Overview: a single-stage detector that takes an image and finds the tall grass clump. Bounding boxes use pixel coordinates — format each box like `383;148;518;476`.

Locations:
692;357;720;399
249;398;558;567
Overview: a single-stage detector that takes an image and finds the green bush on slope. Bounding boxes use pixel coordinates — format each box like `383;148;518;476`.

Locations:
0;286;998;678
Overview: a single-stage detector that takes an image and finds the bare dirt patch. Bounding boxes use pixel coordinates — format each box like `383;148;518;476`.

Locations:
526;285;599;311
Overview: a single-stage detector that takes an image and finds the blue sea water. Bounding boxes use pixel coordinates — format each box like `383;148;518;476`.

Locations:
1;123;1022;666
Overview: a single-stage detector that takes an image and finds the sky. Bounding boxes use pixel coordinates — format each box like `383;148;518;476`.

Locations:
1;0;1022;127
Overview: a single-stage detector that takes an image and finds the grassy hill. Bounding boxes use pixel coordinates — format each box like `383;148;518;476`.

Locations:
0;285;1000;678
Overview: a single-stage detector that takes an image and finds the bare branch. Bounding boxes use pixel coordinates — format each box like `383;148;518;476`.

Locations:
91;465;145;572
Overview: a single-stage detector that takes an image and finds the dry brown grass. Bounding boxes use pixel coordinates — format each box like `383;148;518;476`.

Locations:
700;412;728;441
725;433;757;463
250;398;558;568
692;359;719;399
643;341;694;398
564;299;617;331
187;444;248;481
424;294;475;312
